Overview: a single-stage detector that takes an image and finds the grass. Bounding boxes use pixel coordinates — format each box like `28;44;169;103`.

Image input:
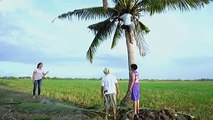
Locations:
0;85;102;120
0;79;212;119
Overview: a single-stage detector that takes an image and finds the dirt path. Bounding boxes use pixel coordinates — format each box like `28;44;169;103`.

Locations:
0;86;103;120
0;86;195;120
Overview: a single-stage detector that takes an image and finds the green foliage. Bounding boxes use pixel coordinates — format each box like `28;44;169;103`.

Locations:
87;19;117;62
55;0;211;62
137;0;211;15
0;79;212;119
33;117;51;120
111;23;123;49
56;7;115;21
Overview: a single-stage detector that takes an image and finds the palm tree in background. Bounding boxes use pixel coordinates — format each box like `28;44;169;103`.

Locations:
55;0;212;105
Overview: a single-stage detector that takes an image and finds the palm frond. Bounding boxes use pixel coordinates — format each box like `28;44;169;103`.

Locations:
137;0;211;15
55;7;116;21
118;0;128;9
88;19;110;35
138;20;150;34
87;19;117;63
116;0;136;11
134;20;149;56
111;22;123;49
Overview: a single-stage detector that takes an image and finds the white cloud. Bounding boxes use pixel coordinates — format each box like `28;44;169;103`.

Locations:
0;0;32;13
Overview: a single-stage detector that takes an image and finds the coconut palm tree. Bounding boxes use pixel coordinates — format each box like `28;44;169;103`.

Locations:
55;0;212;105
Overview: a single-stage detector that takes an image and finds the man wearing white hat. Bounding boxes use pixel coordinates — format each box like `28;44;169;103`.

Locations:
101;68;119;120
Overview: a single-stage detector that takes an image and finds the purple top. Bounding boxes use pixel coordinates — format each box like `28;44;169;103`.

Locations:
133;70;139;83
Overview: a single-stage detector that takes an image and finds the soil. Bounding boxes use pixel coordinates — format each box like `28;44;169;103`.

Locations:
117;108;195;120
0;86;195;120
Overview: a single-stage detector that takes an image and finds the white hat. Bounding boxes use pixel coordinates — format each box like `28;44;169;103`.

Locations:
103;68;110;74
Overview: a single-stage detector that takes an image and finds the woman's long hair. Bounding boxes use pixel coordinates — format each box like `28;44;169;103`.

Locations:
37;62;43;68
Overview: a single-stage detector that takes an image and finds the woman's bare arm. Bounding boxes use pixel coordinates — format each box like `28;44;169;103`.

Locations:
130;72;135;91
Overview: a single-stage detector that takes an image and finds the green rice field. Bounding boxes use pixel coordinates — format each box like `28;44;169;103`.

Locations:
0;79;212;119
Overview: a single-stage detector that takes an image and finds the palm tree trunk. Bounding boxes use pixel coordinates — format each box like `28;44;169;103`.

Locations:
103;0;108;13
121;30;135;106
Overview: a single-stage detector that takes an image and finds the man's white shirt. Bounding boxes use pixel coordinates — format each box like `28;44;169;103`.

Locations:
101;74;118;94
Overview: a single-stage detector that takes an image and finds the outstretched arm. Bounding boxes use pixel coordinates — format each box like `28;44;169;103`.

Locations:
42;71;49;76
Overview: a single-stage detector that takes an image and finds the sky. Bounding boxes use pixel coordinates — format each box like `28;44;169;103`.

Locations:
0;0;213;79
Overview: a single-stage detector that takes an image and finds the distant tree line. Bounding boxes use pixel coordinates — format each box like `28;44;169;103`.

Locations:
0;76;212;81
0;76;101;80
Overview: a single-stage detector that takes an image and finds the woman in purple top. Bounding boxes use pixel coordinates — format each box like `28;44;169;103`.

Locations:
130;64;140;118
